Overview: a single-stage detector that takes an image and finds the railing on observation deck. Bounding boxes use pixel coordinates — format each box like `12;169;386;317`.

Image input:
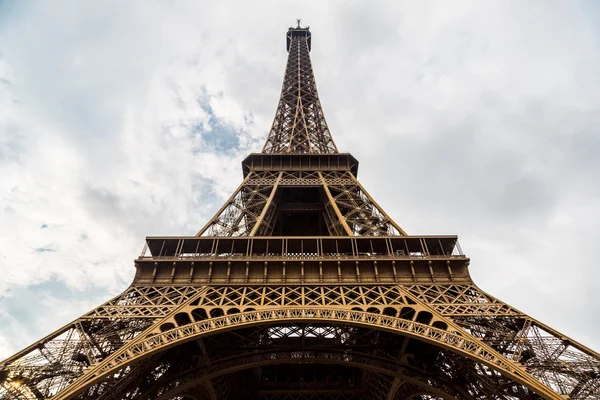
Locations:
138;236;465;261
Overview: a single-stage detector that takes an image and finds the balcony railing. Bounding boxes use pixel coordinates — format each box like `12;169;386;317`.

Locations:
138;236;465;261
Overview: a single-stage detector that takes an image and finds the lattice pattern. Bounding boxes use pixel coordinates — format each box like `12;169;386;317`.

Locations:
87;286;203;318
0;319;153;399
198;170;404;237
198;171;280;237
74;355;164;400
192;285;408;309
2;280;599;400
4;282;599;399
365;371;395;400
56;310;534;395
320;171;404;236
262;28;337;154
245;172;354;188
32;322;539;400
408;284;600;398
0;287;205;399
406;284;519;316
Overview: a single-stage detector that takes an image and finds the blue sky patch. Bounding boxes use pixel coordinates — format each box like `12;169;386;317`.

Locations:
34;246;55;253
201;123;240;152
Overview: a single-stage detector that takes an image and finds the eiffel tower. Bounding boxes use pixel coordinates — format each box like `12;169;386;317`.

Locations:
1;23;599;400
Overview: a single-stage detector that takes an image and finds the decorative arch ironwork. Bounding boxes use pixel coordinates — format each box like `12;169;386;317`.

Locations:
52;307;556;400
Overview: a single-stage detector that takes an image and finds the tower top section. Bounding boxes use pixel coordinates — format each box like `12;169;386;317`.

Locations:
286;23;311;52
262;25;338;154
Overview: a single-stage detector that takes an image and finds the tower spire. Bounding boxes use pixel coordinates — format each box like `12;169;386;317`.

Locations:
262;25;338;154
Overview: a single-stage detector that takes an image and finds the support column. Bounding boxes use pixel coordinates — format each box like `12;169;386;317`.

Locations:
195;172;254;236
386;377;405;400
348;174;407;236
318;171;354;236
250;172;283;236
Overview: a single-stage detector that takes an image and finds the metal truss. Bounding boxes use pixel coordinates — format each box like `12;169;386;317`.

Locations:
262;26;337;154
197;170;405;237
196;171;280;237
407;284;600;398
2;278;599;399
197;25;403;238
318;171;404;236
2;24;599;400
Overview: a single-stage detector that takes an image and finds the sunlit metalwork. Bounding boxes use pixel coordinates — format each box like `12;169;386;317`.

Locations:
1;23;599;400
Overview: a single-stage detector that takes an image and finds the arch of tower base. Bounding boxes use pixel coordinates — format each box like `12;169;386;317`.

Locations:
59;310;552;400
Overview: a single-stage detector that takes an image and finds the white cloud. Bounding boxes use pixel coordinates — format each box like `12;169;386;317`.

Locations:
1;0;599;360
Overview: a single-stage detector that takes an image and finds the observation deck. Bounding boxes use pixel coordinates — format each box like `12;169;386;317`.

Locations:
135;235;470;285
242;153;359;177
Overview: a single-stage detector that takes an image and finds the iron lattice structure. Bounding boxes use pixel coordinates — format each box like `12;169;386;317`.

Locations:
1;24;599;400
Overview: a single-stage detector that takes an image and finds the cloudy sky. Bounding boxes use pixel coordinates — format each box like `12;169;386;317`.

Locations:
1;1;600;360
